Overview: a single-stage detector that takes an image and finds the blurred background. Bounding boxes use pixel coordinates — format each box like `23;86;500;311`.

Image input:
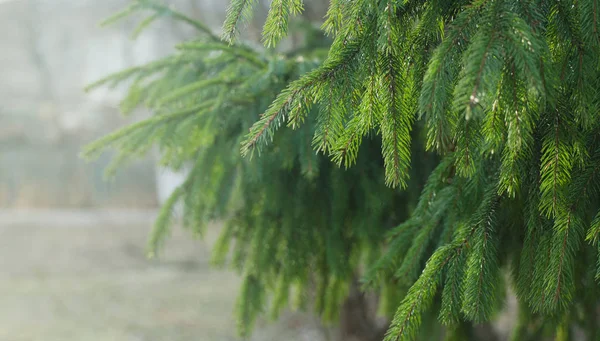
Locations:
0;0;329;339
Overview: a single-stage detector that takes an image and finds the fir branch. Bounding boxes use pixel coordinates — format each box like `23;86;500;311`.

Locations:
138;0;219;41
322;0;344;36
386;185;500;341
378;3;415;188
394;219;439;282
241;39;362;156
222;0;257;44
384;244;456;341
481;91;505;156
539;110;573;218
439;249;467;326
580;0;600;46
156;78;230;107
82;101;214;159
90;1;600;338
312;77;345;154
497;64;534;197
502;12;545;93
331;113;367;168
529;227;553;312
380;52;414;188
395;186;454;283
131;13;160;39
100;3;140;27
262;0;304;47
236;275;266;337
211;219;236;267
419;1;486;154
240;86;305;157
454;117;481;177
461;199;500;322
586;211;600;247
516;158;546;303
363;157;455;287
452;30;501;121
543;208;584;312
541;149;600;311
147;184;184;257
331;27;380;167
84;55;195;92
177;41;266;68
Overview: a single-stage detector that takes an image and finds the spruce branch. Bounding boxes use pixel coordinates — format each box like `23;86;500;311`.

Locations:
222;0;257;44
378;3;415;188
384;244;456;341
312;76;346;154
147;184;185;257
89;1;600;338
236;275;266;337
380;51;414;188
461;193;501;322
331;28;380;167
386;185;500;341
82;101;214;159
156;78;231;107
240;38;362;156
131;13;160;39
100;3;140;27
581;0;600;46
539;148;600;311
439;248;467;326
543;209;583;312
539;110;573;218
84;55;194;92
138;0;219;41
587;211;600;247
419;3;481;153
452;25;501;122
322;0;344;36
177;41;267;68
262;0;304;47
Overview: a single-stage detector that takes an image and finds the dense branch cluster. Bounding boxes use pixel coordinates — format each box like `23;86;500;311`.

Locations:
85;1;434;338
229;0;600;339
88;0;600;340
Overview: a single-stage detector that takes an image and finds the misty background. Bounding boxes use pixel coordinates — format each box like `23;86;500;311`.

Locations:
0;0;331;340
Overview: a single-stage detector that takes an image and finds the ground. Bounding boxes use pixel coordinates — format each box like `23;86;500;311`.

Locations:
0;210;326;341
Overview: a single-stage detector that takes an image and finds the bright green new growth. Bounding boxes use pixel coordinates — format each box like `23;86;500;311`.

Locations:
228;0;600;339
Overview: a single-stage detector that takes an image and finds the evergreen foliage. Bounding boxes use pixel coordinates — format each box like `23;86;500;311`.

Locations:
85;1;435;338
232;0;600;339
88;0;600;339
